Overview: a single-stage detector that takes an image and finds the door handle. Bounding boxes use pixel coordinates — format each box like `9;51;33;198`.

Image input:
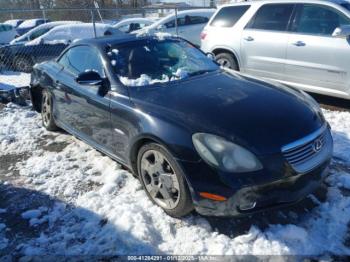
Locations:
292;41;306;47
244;36;254;41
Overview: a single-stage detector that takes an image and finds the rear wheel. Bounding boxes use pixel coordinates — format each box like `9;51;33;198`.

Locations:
215;52;239;71
14;56;33;73
137;143;193;217
41;90;58;131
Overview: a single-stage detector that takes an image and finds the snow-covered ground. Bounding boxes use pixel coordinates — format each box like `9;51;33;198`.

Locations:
0;103;350;258
0;71;30;91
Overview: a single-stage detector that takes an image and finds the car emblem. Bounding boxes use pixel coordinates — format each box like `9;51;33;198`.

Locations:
313;139;323;152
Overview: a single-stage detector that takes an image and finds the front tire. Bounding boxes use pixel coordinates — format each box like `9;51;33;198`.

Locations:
41;90;58;131
137;143;193;217
215;52;239;71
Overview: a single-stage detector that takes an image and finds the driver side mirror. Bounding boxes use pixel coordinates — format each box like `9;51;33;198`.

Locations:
76;71;108;96
332;25;350;38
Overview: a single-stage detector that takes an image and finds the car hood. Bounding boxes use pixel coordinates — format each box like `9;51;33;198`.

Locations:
128;70;324;155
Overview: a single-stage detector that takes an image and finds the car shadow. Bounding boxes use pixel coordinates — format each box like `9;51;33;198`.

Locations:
0;183;159;259
310;93;350;112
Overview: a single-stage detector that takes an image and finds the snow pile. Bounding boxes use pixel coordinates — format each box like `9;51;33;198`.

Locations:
119;69;189;87
0;104;350;256
119;74;170;86
0;71;31;90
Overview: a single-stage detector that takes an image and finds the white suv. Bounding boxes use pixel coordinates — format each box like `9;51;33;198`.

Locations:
135;9;215;46
201;0;350;100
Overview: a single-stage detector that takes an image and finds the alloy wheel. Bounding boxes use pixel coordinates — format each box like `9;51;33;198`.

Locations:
15;57;32;72
42;92;51;127
140;149;180;209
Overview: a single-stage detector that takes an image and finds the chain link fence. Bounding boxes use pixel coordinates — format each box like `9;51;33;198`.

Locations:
0;6;215;73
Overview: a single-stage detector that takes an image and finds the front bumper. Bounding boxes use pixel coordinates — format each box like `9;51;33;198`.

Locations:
179;125;333;217
194;160;329;217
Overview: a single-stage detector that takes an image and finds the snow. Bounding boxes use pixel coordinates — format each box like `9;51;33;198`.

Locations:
0;71;31;90
0;104;350;256
21;209;42;220
136;29;173;40
119;74;170;86
118;69;189;87
4;19;21;28
18;19;41;29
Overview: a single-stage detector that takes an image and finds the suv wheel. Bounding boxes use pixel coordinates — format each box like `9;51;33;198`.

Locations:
137;143;193;217
216;52;239;71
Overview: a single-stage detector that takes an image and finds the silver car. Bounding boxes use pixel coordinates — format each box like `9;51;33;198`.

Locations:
201;0;350;100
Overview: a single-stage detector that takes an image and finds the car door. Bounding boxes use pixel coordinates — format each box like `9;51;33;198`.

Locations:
285;3;350;95
53;45;114;152
240;3;296;80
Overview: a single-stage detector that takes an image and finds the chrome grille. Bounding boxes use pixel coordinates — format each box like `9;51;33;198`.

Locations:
282;124;333;174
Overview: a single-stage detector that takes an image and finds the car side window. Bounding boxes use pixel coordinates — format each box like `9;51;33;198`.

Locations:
164;16;188;28
211;6;250;27
3;25;12;31
58;46;104;77
294;4;350;36
30;28;51;40
188;16;209;25
247;4;295;31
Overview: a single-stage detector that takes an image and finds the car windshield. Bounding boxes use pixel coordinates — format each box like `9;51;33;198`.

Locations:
108;39;219;87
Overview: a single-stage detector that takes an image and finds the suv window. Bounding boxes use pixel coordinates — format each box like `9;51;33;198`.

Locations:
210;6;250;27
59;46;104;77
294;4;350;35
247;4;295;31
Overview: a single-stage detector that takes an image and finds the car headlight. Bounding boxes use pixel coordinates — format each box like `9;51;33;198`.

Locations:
192;133;263;173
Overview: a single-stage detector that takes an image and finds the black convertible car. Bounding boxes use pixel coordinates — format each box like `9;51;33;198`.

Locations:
30;35;333;217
